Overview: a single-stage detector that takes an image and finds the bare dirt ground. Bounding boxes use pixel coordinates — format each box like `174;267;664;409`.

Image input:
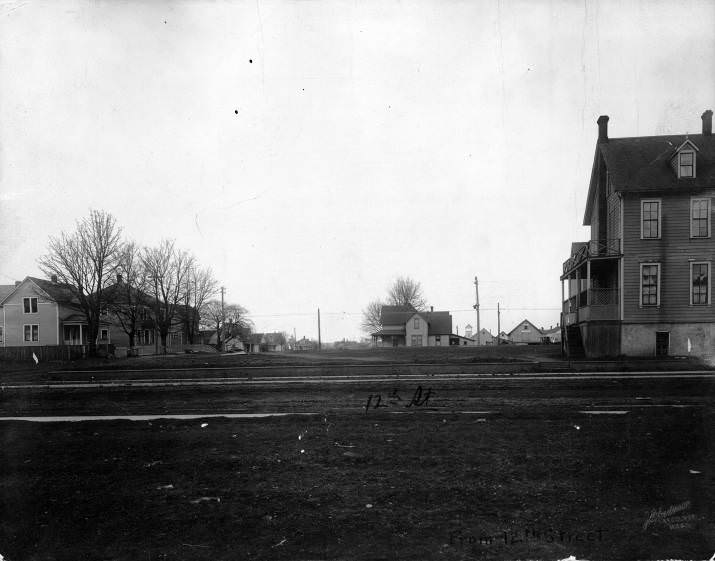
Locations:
0;352;714;561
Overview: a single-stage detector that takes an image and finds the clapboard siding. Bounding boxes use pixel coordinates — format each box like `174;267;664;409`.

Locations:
606;192;621;242
622;190;715;323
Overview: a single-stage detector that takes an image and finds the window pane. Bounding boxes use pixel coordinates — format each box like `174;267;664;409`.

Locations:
32;325;39;341
642;265;659;305
642;202;659;238
31;298;37;313
23;298;30;313
693;264;709;304
24;325;31;341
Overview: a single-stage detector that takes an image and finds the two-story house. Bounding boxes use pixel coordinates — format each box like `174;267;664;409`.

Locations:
561;110;715;358
0;276;93;347
371;305;458;347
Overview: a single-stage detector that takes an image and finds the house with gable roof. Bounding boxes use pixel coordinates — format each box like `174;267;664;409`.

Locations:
0;275;106;347
371;305;466;347
507;319;544;344
561;110;715;358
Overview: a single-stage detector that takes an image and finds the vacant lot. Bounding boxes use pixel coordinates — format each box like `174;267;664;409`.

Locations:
1;404;714;561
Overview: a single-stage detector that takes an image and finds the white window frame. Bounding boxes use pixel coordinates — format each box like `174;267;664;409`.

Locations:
23;324;39;342
641;199;662;240
23;297;38;314
690;198;711;239
413;318;420;329
639;263;661;307
678;151;695;178
100;328;110;341
690;261;710;306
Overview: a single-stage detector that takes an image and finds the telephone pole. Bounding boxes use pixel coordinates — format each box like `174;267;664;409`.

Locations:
317;308;322;352
473;276;481;346
497;302;501;346
220;286;225;349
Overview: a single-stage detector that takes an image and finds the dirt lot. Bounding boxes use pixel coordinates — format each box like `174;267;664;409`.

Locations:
1;406;714;561
1;351;714;560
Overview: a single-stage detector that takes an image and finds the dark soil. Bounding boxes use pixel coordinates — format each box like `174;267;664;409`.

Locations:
1;407;714;561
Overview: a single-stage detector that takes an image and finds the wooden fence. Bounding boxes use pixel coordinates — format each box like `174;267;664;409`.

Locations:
0;345;89;362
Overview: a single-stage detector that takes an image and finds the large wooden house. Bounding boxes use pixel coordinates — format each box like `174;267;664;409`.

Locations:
561;110;715;358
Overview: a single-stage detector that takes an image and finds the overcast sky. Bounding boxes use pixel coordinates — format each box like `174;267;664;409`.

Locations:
1;0;714;342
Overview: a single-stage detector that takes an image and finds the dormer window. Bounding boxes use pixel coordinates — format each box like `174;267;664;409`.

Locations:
679;152;694;178
671;139;699;179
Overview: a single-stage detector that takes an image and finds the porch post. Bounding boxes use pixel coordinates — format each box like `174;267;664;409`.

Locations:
586;260;591;305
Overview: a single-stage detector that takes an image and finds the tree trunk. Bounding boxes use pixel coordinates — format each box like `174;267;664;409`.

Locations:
86;322;99;357
160;330;168;354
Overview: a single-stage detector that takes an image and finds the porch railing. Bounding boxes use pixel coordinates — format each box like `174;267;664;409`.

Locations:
563;238;621;275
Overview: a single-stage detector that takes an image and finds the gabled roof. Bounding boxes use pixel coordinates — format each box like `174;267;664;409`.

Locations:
27;276;80;305
584;132;715;225
424;311;452;335
507;318;543;337
380;305;418;326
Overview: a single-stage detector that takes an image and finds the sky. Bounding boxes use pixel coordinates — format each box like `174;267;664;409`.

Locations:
1;0;714;342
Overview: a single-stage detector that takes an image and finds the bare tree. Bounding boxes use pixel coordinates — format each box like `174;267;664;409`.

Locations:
201;300;251;349
38;209;122;356
387;276;427;310
182;264;218;344
142;240;193;353
200;300;225;349
224;303;252;339
105;241;150;348
361;299;384;334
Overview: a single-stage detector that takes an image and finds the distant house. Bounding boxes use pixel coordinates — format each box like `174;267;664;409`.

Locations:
507;319;544;344
371;305;468;347
246;332;286;353
472;328;496;345
293;337;315;352
540;325;562;344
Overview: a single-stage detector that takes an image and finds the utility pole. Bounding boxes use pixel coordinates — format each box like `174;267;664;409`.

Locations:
317;308;322;352
473;276;481;346
220;286;225;349
497;302;501;346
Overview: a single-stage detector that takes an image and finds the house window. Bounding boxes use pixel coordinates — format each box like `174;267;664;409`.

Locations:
640;264;660;306
0;326;3;343
23;297;38;314
691;199;711;238
641;200;661;239
691;262;710;305
413;318;420;329
522;324;529;331
24;324;39;342
137;330;154;346
435;335;441;346
410;335;423;346
100;329;109;340
679;152;694;178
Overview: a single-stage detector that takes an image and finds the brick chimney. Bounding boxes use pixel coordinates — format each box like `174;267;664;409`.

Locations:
597;115;609;142
51;274;58;283
702;109;712;136
14;281;20;287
